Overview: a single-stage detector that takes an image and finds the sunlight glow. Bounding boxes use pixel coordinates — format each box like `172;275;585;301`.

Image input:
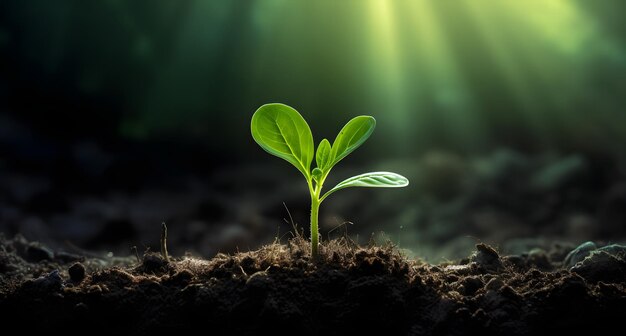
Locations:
129;0;625;153
367;0;410;147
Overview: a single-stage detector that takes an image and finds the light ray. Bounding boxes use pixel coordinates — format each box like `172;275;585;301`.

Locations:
366;0;410;151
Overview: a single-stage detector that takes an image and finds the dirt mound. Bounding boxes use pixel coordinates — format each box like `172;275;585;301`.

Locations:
1;235;625;335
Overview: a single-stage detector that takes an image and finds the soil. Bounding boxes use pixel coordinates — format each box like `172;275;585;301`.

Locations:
1;234;625;335
3;147;626;263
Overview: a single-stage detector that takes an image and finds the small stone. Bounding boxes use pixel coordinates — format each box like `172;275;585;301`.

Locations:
32;270;63;291
564;241;597;269
68;262;86;282
472;243;502;270
26;243;53;262
476;243;499;259
571;251;626;283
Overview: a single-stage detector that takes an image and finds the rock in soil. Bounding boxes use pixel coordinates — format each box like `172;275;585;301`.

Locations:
571;251;626;283
68;263;86;282
564;241;597;268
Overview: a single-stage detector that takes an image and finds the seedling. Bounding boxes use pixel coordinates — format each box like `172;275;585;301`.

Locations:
251;103;409;259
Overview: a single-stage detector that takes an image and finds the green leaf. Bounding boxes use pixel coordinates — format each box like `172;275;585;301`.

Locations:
251;103;314;178
320;172;408;202
315;139;331;170
330;116;376;167
311;167;323;183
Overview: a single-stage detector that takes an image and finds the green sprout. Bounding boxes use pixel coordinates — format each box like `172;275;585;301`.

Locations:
251;103;409;259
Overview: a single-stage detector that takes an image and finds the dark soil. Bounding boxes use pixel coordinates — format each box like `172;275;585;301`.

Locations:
1;234;625;336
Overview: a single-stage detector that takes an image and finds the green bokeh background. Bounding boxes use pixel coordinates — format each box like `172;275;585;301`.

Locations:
2;0;625;159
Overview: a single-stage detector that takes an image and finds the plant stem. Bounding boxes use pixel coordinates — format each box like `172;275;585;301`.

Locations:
310;197;320;259
161;222;170;262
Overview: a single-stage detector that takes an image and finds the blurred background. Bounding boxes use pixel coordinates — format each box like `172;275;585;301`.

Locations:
1;0;626;261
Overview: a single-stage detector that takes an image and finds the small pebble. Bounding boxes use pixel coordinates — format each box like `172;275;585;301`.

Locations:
69;262;86;282
472;243;503;270
32;270;63;291
571;251;626;283
564;241;597;269
26;243;53;262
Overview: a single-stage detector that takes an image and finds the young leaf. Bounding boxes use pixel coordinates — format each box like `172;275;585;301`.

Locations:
320;172;408;202
315;138;331;170
330;116;376;167
251;103;314;179
311;167;323;183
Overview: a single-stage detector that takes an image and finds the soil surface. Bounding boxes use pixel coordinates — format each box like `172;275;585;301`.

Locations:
1;235;625;335
3;147;626;262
